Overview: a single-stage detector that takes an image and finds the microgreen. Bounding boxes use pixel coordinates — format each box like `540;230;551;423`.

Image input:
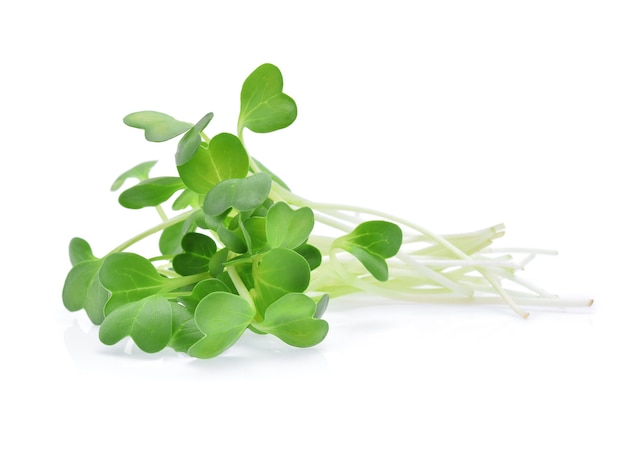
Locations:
238;63;297;135
62;63;592;359
203;172;272;216
177;132;249;193
123;111;192;142
99;295;175;353
188;292;256;359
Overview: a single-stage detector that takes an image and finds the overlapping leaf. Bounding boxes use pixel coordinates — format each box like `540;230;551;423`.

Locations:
266;202;314;249
99;252;178;315
254;293;328;347
99;295;174;353
177;133;249;193
252;248;310;315
203;172;272;216
188;292;255;359
172;232;217;276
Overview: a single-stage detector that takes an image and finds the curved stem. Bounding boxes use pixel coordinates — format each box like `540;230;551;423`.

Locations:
106;208;199;256
155;205;168;222
273;183;533;316
226;265;255;309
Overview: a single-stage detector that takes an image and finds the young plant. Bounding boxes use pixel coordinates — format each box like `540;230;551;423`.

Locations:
62;63;592;358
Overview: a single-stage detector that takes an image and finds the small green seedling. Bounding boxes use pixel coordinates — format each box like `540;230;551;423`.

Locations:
62;63;592;358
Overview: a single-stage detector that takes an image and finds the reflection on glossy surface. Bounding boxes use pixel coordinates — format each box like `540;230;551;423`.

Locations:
61;310;330;380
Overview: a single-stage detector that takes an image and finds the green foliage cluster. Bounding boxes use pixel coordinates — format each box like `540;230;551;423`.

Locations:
62;64;402;358
63;63;590;359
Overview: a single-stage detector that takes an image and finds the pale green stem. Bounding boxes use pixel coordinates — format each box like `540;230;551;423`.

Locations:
155;205;168;222
106;208;198;256
273;184;533;317
226;265;255;309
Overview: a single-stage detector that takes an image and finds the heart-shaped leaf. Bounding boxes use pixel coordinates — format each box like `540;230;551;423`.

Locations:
118;177;185;209
123;111;192;142
62;259;108;324
172;232;217;276
187;292;256;359
252;248;310;315
99;295;174;353
238;63;297;135
253;293;329;347
333;221;402;282
177;133;249;193
203;172;272;216
266;201;314;249
99;253;177;315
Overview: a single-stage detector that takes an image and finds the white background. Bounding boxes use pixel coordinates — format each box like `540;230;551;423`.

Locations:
1;1;624;449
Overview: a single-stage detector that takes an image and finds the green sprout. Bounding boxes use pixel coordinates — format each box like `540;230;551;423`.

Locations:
62;63;592;358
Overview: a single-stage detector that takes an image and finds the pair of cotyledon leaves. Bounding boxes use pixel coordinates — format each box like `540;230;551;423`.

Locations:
123;63;296;143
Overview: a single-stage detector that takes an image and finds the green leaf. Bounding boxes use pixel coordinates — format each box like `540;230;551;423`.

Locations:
314;293;330;319
187;292;256;359
266;202;314;249
294;243;322;271
252;248;311;315
254;293;329;347
177;133;249;194
242;216;267;253
175;112;214;166
179;278;232;311
217;224;248;254
203;172;272;216
62;259;108;324
118;177;185;209
123;111;192;142
69;237;96;266
169;303;203;352
171;189;203;210
99;295;173;353
334;221;403;282
159;218;197;256
238;63;297;134
99;253;176;315
172;232;217;276
111;160;158;191
209;248;230;277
